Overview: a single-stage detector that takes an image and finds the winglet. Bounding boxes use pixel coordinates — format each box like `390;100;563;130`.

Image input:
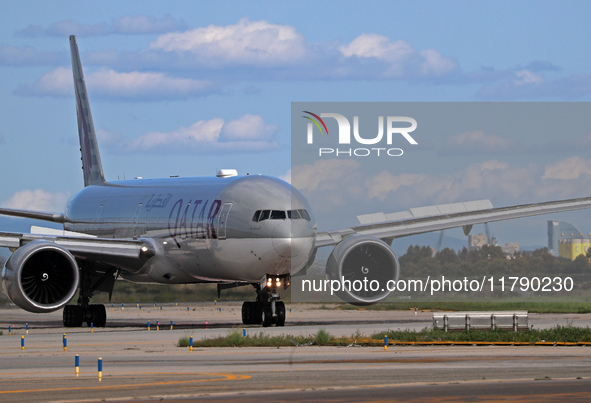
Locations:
70;35;105;187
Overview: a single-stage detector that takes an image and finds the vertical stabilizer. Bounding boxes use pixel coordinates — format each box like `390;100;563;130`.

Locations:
70;35;105;187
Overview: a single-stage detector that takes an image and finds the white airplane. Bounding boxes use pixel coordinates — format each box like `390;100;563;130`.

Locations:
2;36;591;327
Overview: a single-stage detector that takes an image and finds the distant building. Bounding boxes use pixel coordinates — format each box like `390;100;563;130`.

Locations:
547;220;591;260
548;220;584;256
468;233;488;250
468;233;518;256
501;242;519;255
558;238;590;260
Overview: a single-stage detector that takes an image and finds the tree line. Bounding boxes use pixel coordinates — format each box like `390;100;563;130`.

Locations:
399;245;591;279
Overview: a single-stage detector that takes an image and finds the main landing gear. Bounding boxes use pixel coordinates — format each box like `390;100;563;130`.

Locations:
242;275;289;327
63;303;106;327
63;263;115;328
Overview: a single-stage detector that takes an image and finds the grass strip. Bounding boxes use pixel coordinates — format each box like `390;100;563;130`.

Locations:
373;324;591;344
177;325;591;348
179;328;336;347
326;301;591;314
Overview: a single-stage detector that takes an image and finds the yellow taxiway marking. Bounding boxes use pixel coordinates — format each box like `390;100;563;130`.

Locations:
0;372;251;395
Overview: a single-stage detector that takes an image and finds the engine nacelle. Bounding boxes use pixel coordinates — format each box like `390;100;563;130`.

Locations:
327;235;399;305
2;241;79;313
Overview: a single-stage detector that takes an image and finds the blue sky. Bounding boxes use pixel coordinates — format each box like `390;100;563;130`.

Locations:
1;1;591;249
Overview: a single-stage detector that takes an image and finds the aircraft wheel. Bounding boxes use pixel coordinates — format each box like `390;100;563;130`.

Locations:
276;301;286;327
241;302;249;324
254;302;263;324
261;305;273;327
87;304;107;327
242;302;260;325
63;305;83;327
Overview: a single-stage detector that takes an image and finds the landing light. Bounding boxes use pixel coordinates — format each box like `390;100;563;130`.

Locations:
141;246;148;253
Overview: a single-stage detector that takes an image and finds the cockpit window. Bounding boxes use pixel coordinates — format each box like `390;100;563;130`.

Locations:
259;210;271;221
252;209;311;222
271;210;286;219
252;210;261;222
298;209;311;221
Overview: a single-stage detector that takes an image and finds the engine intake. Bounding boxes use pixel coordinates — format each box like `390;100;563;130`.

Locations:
327;235;399;305
2;241;79;313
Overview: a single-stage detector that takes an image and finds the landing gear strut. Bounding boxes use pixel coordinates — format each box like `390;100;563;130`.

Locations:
63;263;115;327
241;274;289;327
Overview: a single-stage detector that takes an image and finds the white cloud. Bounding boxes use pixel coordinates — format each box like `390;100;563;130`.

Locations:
105;114;278;154
477;70;591;100
88;69;213;99
365;160;540;204
291;160;360;192
149;18;307;67
110;15;186;35
297;158;571;212
11;19;468;99
339;34;458;78
542;156;591;180
0;45;61;66
514;70;544;85
340;34;414;60
366;172;428;200
279;169;292;184
17;66;72;96
418;48;459;77
102;22;461;82
129;118;224;151
17;15;186;37
294;156;591;229
16;67;215;100
219;114;277;141
292;160;365;211
2;189;69;212
47;20;108;37
96;129;122;148
441;131;517;154
15;18;590;100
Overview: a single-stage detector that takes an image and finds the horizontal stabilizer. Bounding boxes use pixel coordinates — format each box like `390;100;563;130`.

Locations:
0;207;65;223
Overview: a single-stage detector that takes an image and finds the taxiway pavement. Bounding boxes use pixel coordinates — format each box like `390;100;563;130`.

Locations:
1;303;591;402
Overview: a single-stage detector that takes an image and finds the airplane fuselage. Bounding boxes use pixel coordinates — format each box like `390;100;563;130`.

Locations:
63;175;316;285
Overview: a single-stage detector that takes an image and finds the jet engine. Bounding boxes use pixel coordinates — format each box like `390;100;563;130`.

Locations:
2;241;79;313
327;235;399;305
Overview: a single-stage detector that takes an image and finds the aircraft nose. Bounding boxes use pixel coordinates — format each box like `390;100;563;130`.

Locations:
271;221;314;259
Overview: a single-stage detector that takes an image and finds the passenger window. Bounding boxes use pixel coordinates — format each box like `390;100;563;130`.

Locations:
271;210;286;220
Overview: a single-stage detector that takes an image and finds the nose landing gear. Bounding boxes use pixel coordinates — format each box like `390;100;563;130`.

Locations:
241;274;289;327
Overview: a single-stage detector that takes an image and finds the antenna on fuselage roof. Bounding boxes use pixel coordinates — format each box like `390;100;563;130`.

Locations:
70;35;106;187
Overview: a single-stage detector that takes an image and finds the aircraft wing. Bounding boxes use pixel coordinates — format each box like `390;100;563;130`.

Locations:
0;208;151;270
315;196;591;248
0;231;154;272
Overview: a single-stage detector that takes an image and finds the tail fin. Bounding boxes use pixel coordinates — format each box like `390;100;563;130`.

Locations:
69;35;105;187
